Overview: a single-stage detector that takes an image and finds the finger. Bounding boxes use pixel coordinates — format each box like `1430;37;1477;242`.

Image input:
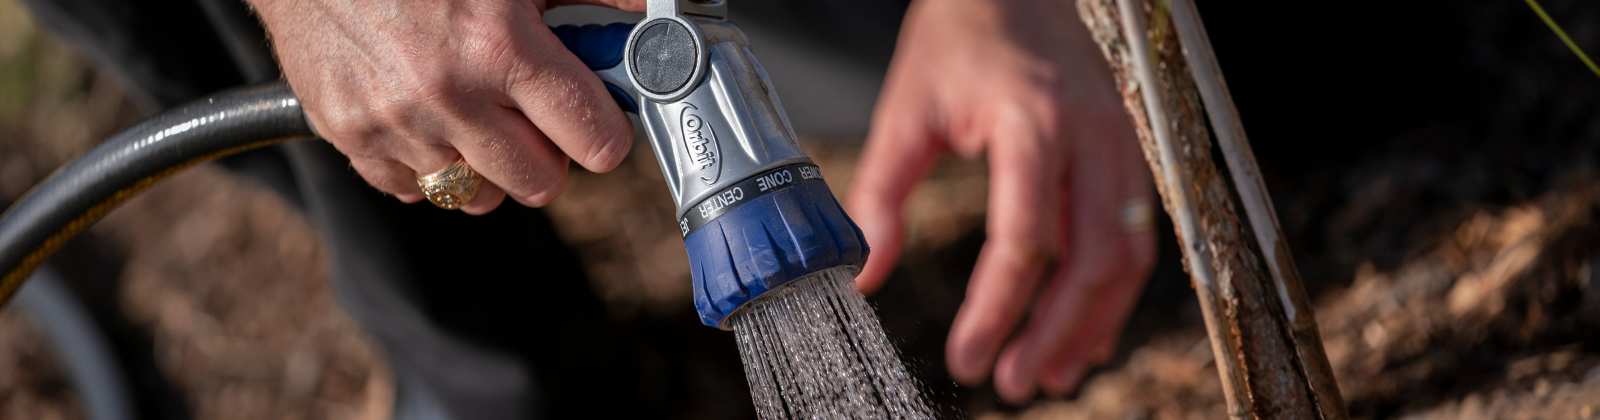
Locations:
1034;265;1141;397
1081;219;1156;364
992;113;1146;400
989;238;1114;403
1072;90;1160;366
844;101;942;295
1100;226;1157;371
322;106;527;214
945;107;1063;386
1037;134;1157;395
1040;109;1158;390
349;156;428;203
460;180;508;215
314;103;465;206
1039;261;1146;397
505;25;634;173
452;106;572;208
1030;134;1156;398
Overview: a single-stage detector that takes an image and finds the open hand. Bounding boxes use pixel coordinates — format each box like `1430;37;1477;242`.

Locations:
846;0;1156;403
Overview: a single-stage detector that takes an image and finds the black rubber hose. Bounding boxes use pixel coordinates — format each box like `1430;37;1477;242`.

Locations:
0;81;314;306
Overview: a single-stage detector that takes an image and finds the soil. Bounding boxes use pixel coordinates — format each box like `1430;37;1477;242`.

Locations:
0;309;84;420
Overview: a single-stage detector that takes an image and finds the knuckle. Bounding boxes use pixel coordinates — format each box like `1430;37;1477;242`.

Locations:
397;64;457;107
515;63;591;111
311;97;419;164
313;101;373;140
490;153;570;207
351;161;413;195
1001;96;1064;138
998;236;1056;268
578;128;632;172
320;121;384;160
521;164;569;207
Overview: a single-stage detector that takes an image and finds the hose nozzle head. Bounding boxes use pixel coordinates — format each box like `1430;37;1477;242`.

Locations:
621;7;870;329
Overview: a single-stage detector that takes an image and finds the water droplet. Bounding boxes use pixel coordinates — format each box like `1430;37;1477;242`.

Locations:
729;267;936;420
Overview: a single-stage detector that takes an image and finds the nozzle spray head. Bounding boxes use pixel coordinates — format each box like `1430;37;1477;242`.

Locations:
620;3;870;329
681;164;868;329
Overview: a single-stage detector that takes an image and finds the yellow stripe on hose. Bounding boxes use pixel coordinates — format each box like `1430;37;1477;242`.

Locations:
0;137;310;308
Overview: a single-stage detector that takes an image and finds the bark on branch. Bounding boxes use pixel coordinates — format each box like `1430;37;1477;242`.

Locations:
1074;0;1347;418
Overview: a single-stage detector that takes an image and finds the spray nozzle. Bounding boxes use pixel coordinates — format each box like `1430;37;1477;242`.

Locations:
552;4;868;329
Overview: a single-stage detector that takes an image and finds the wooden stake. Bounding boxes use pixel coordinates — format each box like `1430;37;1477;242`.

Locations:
1077;0;1344;418
1165;1;1349;418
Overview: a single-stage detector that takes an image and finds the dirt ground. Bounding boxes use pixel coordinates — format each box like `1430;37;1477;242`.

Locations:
2;0;1600;419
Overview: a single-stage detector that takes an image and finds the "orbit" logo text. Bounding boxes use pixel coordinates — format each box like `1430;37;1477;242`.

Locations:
680;103;721;185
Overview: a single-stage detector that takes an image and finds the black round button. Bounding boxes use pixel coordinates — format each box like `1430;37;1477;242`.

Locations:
631;20;697;94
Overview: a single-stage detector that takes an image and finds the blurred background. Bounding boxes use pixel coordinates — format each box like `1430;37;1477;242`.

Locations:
1;0;1599;419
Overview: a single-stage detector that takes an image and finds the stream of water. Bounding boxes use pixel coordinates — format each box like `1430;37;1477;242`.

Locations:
729;267;936;420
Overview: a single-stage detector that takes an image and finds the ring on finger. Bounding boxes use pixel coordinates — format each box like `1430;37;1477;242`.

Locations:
417;157;482;210
1121;197;1153;233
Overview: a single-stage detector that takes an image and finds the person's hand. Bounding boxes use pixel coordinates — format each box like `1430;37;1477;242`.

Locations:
845;0;1156;403
247;0;646;213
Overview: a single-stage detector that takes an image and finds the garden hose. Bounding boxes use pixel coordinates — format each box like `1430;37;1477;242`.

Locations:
0;82;314;307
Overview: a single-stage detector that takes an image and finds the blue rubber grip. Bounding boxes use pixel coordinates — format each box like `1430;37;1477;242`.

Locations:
603;82;638;114
551;23;633;70
551;23;638;113
684;181;869;328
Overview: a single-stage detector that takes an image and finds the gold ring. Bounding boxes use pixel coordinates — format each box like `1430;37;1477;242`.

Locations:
417;158;481;210
1121;197;1154;233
